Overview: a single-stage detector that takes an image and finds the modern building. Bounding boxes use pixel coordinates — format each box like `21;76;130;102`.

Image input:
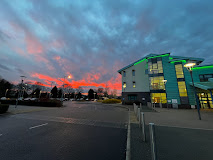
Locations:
118;53;213;109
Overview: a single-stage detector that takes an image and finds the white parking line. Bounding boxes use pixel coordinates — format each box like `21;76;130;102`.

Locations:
29;123;48;130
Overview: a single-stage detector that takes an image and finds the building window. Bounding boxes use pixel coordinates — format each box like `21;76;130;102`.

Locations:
151;93;167;103
128;95;137;100
175;64;184;78
123;82;126;88
199;74;213;82
198;93;213;109
133;81;136;88
132;70;135;76
123;71;126;77
149;76;165;90
178;81;188;97
148;58;163;74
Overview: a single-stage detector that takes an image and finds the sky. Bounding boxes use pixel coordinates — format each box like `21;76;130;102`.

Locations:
0;0;213;94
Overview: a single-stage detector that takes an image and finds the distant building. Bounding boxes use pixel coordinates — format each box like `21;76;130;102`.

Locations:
118;53;213;109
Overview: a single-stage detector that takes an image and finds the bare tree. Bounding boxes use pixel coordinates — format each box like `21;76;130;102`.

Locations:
104;84;110;97
76;86;83;94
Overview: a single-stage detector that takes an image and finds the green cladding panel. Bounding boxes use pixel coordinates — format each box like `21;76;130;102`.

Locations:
183;67;196;105
192;67;213;81
162;56;181;104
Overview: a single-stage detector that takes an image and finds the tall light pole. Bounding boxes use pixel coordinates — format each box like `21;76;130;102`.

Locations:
15;76;26;108
184;63;201;120
93;92;96;100
162;80;168;109
61;75;72;101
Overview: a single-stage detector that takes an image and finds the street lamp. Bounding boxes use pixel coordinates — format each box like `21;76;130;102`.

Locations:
184;63;201;120
162;80;168;109
61;75;72;101
93;92;96;100
15;76;26;108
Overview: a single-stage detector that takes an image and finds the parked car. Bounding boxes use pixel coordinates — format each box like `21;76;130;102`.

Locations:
24;98;31;101
18;97;24;101
31;98;37;101
86;98;89;101
0;97;7;100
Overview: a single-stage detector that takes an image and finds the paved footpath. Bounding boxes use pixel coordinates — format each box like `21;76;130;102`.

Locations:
129;105;213;160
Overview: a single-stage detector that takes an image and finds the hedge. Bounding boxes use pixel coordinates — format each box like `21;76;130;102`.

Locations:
0;104;9;114
102;99;121;104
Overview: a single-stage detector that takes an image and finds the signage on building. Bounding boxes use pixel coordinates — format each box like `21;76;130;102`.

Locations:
172;99;178;109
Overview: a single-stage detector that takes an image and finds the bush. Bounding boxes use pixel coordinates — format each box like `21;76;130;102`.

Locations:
0;104;9;113
102;99;121;104
97;100;103;102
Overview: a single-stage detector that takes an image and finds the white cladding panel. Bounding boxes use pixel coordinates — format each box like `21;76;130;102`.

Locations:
122;60;150;92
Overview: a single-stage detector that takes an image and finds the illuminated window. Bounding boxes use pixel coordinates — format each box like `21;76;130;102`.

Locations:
149;76;165;90
133;81;136;88
123;82;126;88
123;71;126;77
175;64;184;78
151;93;167;103
132;70;135;76
198;93;213;109
178;81;188;97
148;59;163;74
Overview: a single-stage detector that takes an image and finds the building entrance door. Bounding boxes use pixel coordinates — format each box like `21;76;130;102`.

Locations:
153;97;160;103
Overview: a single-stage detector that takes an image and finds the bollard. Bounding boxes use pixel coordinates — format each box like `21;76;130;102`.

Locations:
149;123;157;160
137;107;140;120
141;112;146;142
134;104;137;115
135;105;138;116
138;108;141;125
133;103;135;113
140;103;142;111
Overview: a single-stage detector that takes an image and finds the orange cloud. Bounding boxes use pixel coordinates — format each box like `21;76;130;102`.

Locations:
31;73;63;86
25;33;43;54
30;72;122;94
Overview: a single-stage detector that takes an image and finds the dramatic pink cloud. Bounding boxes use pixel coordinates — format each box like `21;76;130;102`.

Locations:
30;72;122;94
25;32;43;54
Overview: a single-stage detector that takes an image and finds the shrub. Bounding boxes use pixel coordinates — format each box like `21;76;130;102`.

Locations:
0;104;9;114
97;100;103;102
102;99;121;104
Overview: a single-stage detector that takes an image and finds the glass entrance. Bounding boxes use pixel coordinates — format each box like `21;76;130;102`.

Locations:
198;93;213;109
151;93;167;103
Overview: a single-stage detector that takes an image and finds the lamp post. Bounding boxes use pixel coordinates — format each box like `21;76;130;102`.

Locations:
162;80;168;109
184;63;201;120
93;92;96;100
16;76;26;108
61;75;72;101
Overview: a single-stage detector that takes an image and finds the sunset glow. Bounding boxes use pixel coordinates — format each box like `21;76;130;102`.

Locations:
0;0;212;95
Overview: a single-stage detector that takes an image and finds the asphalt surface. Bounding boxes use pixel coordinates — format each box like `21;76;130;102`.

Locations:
0;101;128;160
